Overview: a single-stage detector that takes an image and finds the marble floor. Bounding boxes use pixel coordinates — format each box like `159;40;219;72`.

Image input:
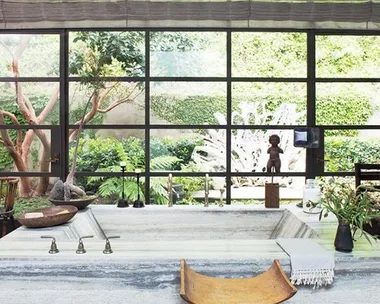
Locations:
0;204;379;303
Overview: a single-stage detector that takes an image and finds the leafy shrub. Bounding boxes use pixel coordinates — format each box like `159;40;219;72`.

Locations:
72;137;125;190
164;137;203;170
150;138;170;159
89;155;180;204
317;94;373;137
0;146;13;170
72;137;125;172
173;162;205;204
325;137;380;172
149;137;203;170
121;137;145;168
151;95;227;125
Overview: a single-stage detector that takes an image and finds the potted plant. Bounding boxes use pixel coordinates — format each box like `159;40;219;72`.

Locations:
318;177;379;252
362;190;380;237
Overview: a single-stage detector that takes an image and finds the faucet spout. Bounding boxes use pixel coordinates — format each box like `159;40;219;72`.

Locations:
168;173;173;207
204;174;209;207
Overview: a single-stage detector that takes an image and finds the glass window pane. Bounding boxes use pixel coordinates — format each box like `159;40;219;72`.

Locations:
316;35;380;78
69;31;145;77
316;83;379;126
150;82;226;125
0;34;60;77
325;129;380;172
0;128;52;173
232;32;307;77
69;82;145;125
231;129;305;174
232;83;306;125
0;82;60;125
150;32;226;77
69;128;145;174
150;129;225;172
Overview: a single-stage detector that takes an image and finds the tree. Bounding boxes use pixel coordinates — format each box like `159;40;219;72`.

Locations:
0;32;201;197
0;36;59;197
0;33;145;197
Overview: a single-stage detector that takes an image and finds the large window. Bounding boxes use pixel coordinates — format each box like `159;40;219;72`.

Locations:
1;29;379;203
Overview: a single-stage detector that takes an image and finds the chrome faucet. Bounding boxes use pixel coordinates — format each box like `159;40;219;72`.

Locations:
168;173;173;207
76;235;94;254
41;235;59;254
204;174;209;207
103;235;120;254
219;188;225;207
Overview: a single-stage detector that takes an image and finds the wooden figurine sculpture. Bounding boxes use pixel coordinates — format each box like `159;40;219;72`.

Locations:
266;134;283;173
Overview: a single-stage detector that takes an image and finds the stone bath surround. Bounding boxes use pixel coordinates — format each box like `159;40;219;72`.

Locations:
0;205;379;303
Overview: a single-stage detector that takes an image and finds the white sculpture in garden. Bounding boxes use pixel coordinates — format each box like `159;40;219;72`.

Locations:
192;101;306;186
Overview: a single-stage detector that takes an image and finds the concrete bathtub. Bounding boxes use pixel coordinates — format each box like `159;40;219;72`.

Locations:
1;205;379;304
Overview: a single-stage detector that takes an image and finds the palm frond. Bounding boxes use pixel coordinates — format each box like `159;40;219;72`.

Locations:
151;155;181;170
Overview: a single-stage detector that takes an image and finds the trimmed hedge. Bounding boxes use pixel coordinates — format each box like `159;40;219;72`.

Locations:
325;137;380;172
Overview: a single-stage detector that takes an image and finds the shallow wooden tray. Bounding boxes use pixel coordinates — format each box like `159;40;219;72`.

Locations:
18;205;78;228
48;195;98;210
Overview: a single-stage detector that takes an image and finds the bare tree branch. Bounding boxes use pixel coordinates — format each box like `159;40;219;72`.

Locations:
0;111;17;157
0;110;23;153
68;90;99;142
97;83;143;113
37;85;60;123
97;97;131;113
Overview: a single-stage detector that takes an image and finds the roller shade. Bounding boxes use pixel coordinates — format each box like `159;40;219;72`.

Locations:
1;1;380;29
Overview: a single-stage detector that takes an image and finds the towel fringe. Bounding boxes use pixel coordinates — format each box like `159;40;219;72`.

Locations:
290;268;334;289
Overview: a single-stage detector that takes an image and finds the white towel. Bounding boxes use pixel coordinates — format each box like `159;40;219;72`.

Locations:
276;238;335;288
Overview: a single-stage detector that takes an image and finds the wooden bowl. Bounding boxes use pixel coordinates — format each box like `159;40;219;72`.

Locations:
48;195;98;210
18;205;78;228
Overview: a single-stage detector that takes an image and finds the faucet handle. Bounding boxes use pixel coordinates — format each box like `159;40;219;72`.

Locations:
106;235;121;240
76;235;94;254
103;235;120;254
41;235;59;254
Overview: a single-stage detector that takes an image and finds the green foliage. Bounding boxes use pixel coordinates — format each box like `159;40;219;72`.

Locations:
150;32;204;52
316;36;380;77
325;137;380;172
70;31;201;80
173;163;205;203
151;92;306;126
150;137;202;170
319;178;379;243
14;197;53;219
151;95;226;125
121;137;145;169
151;155;182;171
70;32;145;78
317;93;373;136
72;137;125;190
164;137;203;170
89;155;180;204
232;32;307;77
150;138;170;159
72;137;125;172
0;146;13;170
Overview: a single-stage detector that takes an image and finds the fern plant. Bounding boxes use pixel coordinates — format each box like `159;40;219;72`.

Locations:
88;155;181;204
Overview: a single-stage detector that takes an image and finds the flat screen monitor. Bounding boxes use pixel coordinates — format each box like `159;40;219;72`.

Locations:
293;128;320;148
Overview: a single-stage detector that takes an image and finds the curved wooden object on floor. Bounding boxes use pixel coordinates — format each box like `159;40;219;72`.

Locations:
180;259;297;304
